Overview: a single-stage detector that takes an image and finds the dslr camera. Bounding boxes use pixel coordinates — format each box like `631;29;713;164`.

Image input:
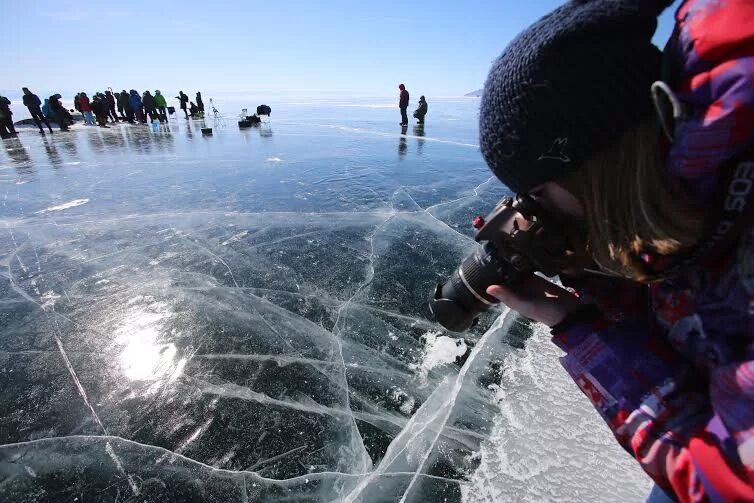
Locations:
429;194;573;332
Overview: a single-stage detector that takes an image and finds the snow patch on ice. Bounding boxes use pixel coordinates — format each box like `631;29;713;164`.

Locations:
266;157;282;163
413;330;467;377
40;291;61;311
37;199;89;213
463;322;653;502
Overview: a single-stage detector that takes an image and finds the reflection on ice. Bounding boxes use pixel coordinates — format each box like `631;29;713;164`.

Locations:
123;341;181;383
113;297;186;386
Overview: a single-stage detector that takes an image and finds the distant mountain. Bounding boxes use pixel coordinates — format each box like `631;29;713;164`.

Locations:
465;89;483;97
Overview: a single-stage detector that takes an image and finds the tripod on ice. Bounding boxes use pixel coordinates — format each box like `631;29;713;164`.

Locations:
209;99;226;127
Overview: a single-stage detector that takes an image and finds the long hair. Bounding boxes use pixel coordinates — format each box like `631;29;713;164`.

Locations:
560;120;705;281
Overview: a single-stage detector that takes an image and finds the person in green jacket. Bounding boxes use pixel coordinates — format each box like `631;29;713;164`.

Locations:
154;90;168;123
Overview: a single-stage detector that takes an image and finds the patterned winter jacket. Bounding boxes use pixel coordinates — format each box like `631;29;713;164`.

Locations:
551;1;754;501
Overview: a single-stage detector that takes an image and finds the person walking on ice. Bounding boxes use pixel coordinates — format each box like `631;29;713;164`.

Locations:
22;87;53;134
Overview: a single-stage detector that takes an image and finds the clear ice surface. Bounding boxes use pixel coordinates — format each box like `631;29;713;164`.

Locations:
0;99;651;501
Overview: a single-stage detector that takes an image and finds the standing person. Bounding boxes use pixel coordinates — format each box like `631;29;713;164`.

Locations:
196;92;204;114
175;91;189;119
0;111;9;140
119;90;133;123
22;88;53;135
0;95;17;138
79;92;95;125
476;0;754;501
154;90;167;123
413;96;428;125
129;90;144;123
91;94;109;128
117;89;129;120
398;84;409;126
42;98;52;120
49;94;70;131
89;94;100;124
105;90;119;123
142;90;157;123
73;93;82;118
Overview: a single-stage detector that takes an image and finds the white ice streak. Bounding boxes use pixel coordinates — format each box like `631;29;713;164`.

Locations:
343;310;513;502
0;435;470;489
221;230;249;246
36;198;90;213
314;124;479;148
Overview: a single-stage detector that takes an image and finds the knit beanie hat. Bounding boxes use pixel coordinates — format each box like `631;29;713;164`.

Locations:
480;0;674;194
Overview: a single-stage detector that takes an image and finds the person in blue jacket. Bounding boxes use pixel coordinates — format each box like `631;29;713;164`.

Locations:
41;99;52;120
128;90;144;123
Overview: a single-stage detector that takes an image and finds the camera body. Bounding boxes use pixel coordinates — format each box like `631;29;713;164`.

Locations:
429;194;570;332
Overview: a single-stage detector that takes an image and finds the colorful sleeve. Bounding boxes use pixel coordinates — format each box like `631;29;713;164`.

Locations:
666;0;754;197
551;312;754;502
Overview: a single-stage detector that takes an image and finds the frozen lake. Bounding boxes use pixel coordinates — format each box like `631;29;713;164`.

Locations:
0;99;650;502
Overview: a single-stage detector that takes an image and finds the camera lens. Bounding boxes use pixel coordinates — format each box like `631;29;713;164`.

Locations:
429;242;503;332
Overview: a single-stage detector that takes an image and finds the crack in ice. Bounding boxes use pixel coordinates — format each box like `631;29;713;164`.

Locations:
0;435;469;487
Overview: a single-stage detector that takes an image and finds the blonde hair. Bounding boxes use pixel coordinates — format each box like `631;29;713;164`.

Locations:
560;120;705;281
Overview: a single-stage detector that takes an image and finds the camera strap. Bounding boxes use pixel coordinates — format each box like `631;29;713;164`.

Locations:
649;141;754;280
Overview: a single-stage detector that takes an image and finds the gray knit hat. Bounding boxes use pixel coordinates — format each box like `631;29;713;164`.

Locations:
479;0;674;193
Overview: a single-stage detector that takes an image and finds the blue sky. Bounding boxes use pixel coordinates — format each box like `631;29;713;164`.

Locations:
4;0;680;98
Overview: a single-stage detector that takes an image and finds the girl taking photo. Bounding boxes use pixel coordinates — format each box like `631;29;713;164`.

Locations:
479;0;754;501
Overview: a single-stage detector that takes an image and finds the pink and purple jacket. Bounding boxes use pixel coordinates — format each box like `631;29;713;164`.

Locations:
551;1;754;501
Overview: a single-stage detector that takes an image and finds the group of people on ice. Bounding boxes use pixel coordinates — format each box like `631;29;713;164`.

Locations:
0;88;206;137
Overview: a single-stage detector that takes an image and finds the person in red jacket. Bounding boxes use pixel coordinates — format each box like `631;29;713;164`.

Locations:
78;92;95;125
398;83;409;126
477;0;754;501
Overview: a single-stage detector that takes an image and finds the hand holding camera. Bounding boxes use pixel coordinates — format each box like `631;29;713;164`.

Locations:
430;194;585;331
486;275;580;327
